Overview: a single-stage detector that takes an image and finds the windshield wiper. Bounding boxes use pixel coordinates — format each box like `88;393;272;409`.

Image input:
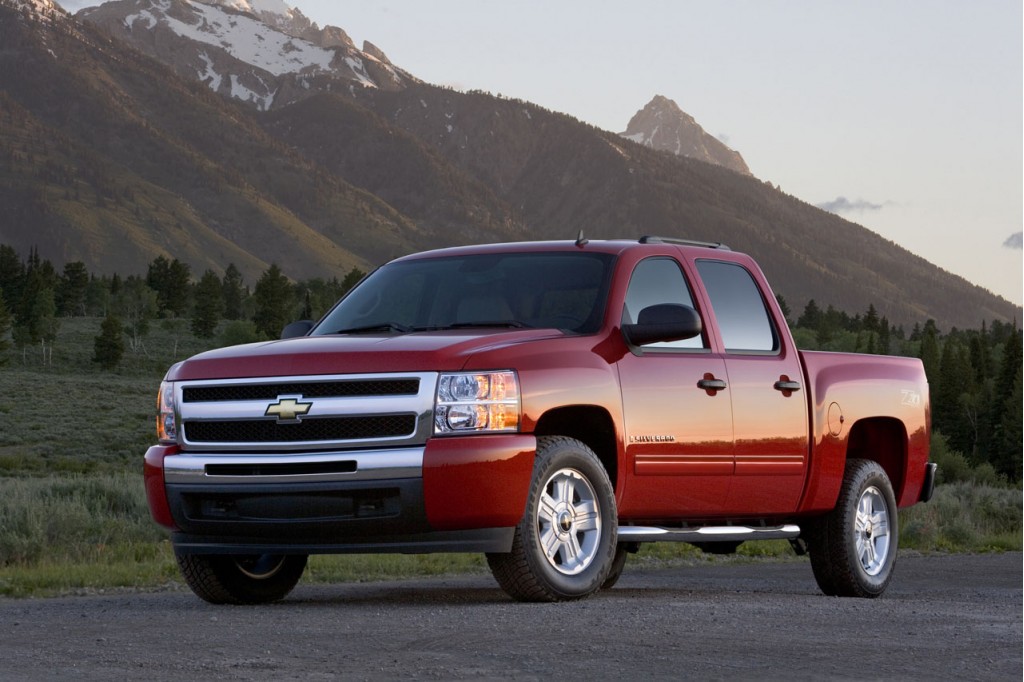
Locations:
332;323;414;335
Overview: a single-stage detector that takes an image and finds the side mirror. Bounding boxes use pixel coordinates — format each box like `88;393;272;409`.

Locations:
281;320;314;339
622;304;702;346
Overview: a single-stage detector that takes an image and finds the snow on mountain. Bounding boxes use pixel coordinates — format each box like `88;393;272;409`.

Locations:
130;0;334;77
2;0;68;22
621;95;751;176
78;0;413;110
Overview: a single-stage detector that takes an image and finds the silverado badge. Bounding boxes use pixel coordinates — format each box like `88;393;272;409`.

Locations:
265;396;312;423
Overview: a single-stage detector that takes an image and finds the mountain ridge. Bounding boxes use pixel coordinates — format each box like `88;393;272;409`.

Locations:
0;0;1018;330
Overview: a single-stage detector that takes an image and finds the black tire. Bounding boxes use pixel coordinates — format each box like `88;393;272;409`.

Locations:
176;553;308;604
807;459;898;598
487;436;617;602
601;542;639;590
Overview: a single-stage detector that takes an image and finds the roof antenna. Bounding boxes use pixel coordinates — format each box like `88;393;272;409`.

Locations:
574;230;589;247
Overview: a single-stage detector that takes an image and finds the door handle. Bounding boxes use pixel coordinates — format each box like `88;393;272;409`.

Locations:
774;380;801;392
697;378;727;392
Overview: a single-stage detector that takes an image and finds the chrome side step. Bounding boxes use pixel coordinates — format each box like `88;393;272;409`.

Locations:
617;524;801;543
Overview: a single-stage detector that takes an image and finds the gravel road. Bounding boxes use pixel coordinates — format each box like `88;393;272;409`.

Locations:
1;552;1020;681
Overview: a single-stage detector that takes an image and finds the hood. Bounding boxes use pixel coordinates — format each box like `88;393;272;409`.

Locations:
166;328;566;380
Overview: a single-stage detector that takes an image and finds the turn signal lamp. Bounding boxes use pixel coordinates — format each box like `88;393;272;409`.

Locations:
156;381;177;444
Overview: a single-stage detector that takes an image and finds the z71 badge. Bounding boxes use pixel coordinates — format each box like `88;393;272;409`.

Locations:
900;390;922;407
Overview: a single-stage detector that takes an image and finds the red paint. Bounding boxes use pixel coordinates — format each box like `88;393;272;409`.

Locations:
422;435;536;530
143;445;178;530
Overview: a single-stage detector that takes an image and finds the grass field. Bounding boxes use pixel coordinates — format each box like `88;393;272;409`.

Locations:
0;318;1020;597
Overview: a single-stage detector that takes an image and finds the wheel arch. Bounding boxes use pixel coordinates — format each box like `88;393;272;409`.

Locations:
845;417;908;502
533;405;618;489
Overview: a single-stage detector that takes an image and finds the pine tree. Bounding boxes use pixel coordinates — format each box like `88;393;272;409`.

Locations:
988;327;1023;478
57;261;89;316
797;299;822;330
147;256;191;317
221;263;245;320
191;270;225;339
918;320;941;387
93;313;125;370
252;264;293;339
0;287;11;365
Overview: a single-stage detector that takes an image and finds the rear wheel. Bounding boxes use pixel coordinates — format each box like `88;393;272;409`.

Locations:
487;436;617;601
807;459;898;598
176;553;308;604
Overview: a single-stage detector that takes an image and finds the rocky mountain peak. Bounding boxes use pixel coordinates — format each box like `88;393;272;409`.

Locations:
78;0;414;110
1;0;67;22
620;95;751;176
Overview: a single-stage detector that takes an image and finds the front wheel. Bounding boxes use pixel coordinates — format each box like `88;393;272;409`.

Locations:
807;459;898;598
487;436;617;601
176;553;308;604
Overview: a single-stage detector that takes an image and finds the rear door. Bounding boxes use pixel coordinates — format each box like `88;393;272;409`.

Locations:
694;258;808;513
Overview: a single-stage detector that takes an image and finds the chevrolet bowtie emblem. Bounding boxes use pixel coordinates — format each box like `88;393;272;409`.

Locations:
265;396;312;423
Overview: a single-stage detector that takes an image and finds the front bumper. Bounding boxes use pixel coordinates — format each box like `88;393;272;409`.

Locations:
144;434;536;554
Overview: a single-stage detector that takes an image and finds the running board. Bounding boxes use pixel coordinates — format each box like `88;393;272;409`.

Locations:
617;524;801;543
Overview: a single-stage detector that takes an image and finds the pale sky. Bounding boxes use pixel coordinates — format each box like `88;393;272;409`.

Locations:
58;0;1024;306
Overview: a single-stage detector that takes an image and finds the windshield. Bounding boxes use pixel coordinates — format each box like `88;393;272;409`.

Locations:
313;251;616;335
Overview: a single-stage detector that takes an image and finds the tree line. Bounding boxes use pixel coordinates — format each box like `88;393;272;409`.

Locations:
1;245;1020;481
0;244;364;369
784;296;1021;482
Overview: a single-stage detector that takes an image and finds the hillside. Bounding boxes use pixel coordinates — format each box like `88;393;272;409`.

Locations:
0;0;1018;330
0;1;431;282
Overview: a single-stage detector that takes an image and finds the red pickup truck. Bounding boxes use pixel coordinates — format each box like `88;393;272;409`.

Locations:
145;237;935;604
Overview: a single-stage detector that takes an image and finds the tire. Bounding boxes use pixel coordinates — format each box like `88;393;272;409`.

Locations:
176;553;308;604
807;459;898;598
601;542;639;590
487;436;617;602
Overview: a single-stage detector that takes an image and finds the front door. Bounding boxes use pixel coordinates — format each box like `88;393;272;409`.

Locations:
616;257;734;518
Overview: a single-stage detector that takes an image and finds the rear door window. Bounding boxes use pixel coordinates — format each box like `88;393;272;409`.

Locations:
696;260;778;353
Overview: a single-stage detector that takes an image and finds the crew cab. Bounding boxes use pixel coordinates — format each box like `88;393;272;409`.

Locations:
144;237;935;603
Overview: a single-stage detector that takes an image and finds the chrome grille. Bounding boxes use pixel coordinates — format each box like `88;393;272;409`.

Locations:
182;380;419;402
175;372;438;453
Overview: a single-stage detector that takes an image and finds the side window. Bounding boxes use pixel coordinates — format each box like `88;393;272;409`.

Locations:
622;257;705;350
696;260;778;353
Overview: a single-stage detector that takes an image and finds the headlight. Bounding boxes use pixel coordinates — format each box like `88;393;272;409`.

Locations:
435;371;520;434
156;381;177;443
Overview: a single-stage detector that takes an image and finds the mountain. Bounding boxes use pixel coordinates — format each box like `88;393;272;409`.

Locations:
0;0;1019;330
621;95;751;175
78;0;414;111
0;0;443;283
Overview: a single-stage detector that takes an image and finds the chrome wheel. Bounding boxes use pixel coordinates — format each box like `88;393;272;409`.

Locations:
486;436;617;601
235;555;287;580
855;486;891;576
537;468;602;575
806;458;899;598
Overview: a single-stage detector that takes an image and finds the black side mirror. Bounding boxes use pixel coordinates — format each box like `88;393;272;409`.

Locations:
281;320;314;339
622;304;702;346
